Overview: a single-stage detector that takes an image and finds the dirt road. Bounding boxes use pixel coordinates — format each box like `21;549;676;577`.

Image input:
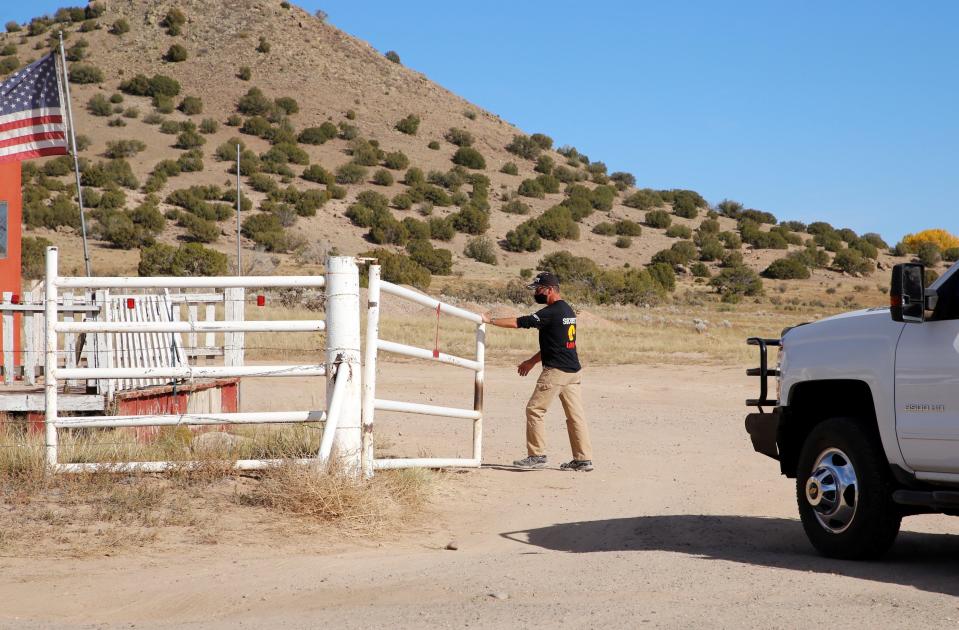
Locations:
4;362;959;629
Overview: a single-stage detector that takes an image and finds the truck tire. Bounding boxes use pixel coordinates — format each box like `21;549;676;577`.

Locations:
795;417;901;559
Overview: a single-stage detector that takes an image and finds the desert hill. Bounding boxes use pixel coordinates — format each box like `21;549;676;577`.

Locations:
0;0;936;303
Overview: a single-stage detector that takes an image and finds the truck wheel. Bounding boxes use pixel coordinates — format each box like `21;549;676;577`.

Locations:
796;417;901;560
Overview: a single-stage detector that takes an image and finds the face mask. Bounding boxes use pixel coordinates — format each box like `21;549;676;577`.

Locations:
534;293;548;304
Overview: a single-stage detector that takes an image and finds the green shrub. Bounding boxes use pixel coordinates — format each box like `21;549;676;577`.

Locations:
392;193;413;209
338;122;358;140
690;262;710;278
87;94;112;116
69;63;103;84
672;196;699;219
349;138;382;166
395;114;420;135
944;247;959;262
645;209;672;229
406;239;452;274
916;242;942;267
624;189;664;210
862;232;889;250
850;239;879;260
763;257;810;280
444;128;473;147
609;171;636;190
452;147;486;170
372;168;394;186
698;238;725;261
501;198;530;215
237;87;273;116
450;205;490;235
833;249;874;275
533;205;579;241
108;117;127;128
0;56;18;75
105;139;146;159
362;248;431;290
427;140;440;150
458;236;495;265
162;7;186;35
710;265;763;301
198;118;219;134
178;96;203;115
301;164;333;185
385;50;401;64
504;222;542;252
80;159;139;190
165;44;188;62
5;22;21;33
152;95;175;114
615;236;632;249
257;36;271;53
274;96;299;115
592;222;616;236
178;213;219;243
335;162;368;184
298;122;338;144
123;107;140;119
530;133;553;151
238;65;252;81
506;135;540;160
518;178;545;199
665;224;692;239
175;130;205;149
22;236;53;279
383;151;409;170
500;162;519;176
615;219;642;236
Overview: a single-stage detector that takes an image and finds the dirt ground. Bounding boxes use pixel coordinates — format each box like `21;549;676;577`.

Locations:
3;360;959;629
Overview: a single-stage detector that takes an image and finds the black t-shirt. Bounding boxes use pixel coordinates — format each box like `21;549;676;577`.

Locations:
517;300;581;373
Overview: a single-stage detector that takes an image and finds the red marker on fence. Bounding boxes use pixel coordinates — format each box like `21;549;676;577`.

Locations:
126;298;135;309
256;295;265;306
10;294;19;305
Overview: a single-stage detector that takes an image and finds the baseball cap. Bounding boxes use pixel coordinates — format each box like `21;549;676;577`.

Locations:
526;271;560;289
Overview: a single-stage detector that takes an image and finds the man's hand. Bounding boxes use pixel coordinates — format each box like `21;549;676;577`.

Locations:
517;359;535;376
482;311;492;324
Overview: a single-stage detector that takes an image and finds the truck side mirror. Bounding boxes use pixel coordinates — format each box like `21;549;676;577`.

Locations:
891;263;925;323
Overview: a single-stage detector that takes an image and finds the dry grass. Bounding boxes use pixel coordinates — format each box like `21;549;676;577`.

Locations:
240;463;432;536
0;422;435;556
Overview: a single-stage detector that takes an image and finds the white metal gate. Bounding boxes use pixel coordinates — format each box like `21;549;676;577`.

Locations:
42;247;362;474
360;264;486;477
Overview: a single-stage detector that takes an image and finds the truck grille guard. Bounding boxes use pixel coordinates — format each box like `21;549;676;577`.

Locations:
746;337;781;411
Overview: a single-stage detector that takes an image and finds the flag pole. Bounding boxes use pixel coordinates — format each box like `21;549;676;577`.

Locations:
236;144;241;276
57;31;92;277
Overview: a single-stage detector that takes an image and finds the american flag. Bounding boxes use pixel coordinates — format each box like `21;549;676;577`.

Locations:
0;53;68;164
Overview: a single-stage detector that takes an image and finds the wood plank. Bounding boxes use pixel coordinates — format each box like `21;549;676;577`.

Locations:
187;304;198;360
63;292;77;388
204;303;216;359
22;307;35;386
0;393;105;412
2;292;13;385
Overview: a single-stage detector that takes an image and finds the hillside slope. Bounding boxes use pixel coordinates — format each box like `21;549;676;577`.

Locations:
1;0;920;297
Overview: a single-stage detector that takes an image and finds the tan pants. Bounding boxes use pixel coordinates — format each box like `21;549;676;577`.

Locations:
525;367;593;461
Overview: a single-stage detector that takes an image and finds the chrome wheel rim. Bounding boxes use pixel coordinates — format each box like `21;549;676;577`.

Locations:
805;447;858;534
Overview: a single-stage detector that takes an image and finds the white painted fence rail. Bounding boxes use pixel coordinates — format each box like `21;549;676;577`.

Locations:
361;265;486;477
42;247;362;475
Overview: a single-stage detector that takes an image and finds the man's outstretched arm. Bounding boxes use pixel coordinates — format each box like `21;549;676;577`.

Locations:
482;313;519;328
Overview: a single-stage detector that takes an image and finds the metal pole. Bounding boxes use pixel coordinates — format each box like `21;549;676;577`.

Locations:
360;265;380;478
324;256;362;475
235;144;241;275
44;247;59;470
473;323;485;462
57;32;91;277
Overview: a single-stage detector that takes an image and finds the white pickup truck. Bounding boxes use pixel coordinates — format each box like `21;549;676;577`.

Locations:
745;261;959;559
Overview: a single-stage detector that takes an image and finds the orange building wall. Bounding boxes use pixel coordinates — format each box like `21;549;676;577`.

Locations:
0;161;22;374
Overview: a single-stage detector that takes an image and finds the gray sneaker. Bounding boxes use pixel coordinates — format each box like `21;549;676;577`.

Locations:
513;455;547;469
560;459;594;472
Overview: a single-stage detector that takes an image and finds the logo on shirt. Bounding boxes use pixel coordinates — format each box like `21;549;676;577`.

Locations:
566;324;576;349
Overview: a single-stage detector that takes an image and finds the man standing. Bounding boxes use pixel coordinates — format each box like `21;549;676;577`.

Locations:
483;272;594;471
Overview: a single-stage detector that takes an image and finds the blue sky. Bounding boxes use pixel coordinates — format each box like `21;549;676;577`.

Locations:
13;1;959;244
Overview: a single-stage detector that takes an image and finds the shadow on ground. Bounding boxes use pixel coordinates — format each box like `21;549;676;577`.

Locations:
501;514;959;597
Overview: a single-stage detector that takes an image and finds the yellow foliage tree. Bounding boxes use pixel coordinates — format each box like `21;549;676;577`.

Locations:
902;229;959;253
